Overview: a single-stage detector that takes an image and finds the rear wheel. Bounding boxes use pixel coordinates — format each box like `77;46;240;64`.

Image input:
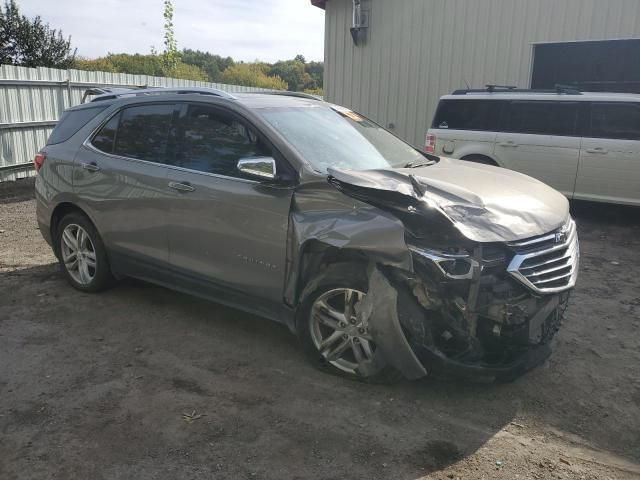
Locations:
56;212;114;292
297;263;401;383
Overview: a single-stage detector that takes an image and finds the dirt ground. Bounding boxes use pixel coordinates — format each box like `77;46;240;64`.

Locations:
1;180;639;480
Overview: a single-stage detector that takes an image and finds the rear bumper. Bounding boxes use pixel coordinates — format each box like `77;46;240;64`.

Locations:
35;176;53;248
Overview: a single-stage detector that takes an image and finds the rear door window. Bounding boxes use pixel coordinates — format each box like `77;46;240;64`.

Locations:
47;105;107;145
506;101;579;136
590;103;640;140
432;100;502;131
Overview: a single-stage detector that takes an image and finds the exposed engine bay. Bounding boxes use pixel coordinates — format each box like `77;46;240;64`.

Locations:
320;161;579;381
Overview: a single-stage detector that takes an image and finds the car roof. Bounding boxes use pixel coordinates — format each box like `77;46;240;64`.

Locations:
440;91;640;102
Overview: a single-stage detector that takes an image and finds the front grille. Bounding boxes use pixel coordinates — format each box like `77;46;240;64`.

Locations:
506;218;579;294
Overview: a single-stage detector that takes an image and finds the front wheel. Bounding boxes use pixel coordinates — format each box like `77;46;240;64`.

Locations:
297;263;401;383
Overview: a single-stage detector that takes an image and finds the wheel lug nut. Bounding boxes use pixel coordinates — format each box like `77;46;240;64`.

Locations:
342;334;349;340
358;327;365;334
339;322;347;328
353;338;359;343
350;319;356;325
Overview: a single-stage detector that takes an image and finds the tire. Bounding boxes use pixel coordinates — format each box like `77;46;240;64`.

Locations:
461;155;498;166
296;263;402;384
55;211;114;292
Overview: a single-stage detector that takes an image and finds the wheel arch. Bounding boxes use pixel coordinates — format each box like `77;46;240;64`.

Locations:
291;240;369;308
50;203;97;257
460;153;500;166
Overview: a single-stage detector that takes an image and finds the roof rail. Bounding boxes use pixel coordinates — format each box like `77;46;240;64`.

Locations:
452;84;583;96
82;86;146;103
88;86;237;103
246;91;323;101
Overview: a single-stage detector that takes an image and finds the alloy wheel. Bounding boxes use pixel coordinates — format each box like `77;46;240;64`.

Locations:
60;224;97;285
310;288;376;374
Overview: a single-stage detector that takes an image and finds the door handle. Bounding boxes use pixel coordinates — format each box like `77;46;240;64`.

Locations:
168;181;195;192
585;148;608;154
81;162;100;172
498;141;519;148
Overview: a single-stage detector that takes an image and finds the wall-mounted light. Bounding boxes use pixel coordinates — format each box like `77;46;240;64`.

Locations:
350;0;369;45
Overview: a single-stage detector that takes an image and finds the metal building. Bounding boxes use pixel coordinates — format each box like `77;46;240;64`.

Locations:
312;0;640;148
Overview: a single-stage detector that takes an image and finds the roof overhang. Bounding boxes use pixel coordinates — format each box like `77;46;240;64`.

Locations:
311;0;327;9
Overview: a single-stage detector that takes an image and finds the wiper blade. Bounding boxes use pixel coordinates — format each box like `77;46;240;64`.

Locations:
404;160;435;168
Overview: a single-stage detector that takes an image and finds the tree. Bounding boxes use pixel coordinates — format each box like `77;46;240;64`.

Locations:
161;0;178;72
269;58;315;91
306;61;324;89
221;63;287;90
0;0;76;68
180;49;234;82
74;53;207;81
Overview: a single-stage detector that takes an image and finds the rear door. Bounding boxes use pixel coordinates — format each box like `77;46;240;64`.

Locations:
576;102;640;205
493;101;581;196
76;103;180;280
164;103;295;318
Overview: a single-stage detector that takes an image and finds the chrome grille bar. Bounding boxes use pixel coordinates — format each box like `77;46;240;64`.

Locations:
507;218;579;294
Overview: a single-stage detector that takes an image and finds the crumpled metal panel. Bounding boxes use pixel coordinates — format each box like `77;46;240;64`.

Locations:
328;157;570;243
283;181;413;306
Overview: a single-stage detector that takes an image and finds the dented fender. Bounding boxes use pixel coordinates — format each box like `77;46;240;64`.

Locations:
283;181;413;308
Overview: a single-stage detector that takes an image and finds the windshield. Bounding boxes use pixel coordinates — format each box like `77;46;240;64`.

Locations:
259;105;430;171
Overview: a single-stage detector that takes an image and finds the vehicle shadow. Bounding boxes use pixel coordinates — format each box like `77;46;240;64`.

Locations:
2;262;638;479
570;199;640;226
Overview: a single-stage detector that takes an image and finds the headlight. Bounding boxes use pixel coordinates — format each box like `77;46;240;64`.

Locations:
408;245;480;280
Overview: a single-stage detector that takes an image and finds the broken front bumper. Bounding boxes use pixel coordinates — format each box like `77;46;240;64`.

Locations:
362;266;568;383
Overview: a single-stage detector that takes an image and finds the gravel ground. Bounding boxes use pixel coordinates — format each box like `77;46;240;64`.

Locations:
1;181;639;480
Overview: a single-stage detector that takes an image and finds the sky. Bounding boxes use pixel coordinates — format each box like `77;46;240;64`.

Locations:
18;0;326;63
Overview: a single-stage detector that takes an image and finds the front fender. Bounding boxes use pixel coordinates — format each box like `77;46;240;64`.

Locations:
283;181;413;308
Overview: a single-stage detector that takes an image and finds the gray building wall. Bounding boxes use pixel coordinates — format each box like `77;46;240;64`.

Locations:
322;0;640;148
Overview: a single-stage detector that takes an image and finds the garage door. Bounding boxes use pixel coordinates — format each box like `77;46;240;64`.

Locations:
531;39;640;93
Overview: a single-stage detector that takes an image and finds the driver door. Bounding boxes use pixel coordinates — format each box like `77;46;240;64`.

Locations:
165;103;295;319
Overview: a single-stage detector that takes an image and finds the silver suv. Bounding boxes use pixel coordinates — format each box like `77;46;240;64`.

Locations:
35;87;579;382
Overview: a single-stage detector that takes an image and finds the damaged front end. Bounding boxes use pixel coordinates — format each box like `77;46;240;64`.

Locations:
329;162;579;382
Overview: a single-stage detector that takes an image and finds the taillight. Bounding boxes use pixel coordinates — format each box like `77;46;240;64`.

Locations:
425;133;436;154
34;152;46;172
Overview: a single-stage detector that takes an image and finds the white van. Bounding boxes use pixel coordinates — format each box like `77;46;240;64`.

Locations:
427;87;640;206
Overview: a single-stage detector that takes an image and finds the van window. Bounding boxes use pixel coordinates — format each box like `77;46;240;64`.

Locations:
113;104;176;163
590;103;640;140
507;101;578;136
47;105;107;145
432;100;502;131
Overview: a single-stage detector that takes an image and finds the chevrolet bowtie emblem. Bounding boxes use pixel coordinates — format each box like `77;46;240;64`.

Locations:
555;231;567;243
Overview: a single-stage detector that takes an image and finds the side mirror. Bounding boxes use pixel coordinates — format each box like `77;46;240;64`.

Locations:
237;157;277;181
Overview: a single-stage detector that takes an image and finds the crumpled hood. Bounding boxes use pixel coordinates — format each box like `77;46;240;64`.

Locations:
328;157;570;243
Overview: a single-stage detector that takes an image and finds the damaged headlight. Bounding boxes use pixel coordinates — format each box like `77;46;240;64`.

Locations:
408;245;481;280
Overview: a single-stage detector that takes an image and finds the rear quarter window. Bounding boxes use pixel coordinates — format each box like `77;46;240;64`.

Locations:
432;100;502;131
590;102;640;140
46;106;107;145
